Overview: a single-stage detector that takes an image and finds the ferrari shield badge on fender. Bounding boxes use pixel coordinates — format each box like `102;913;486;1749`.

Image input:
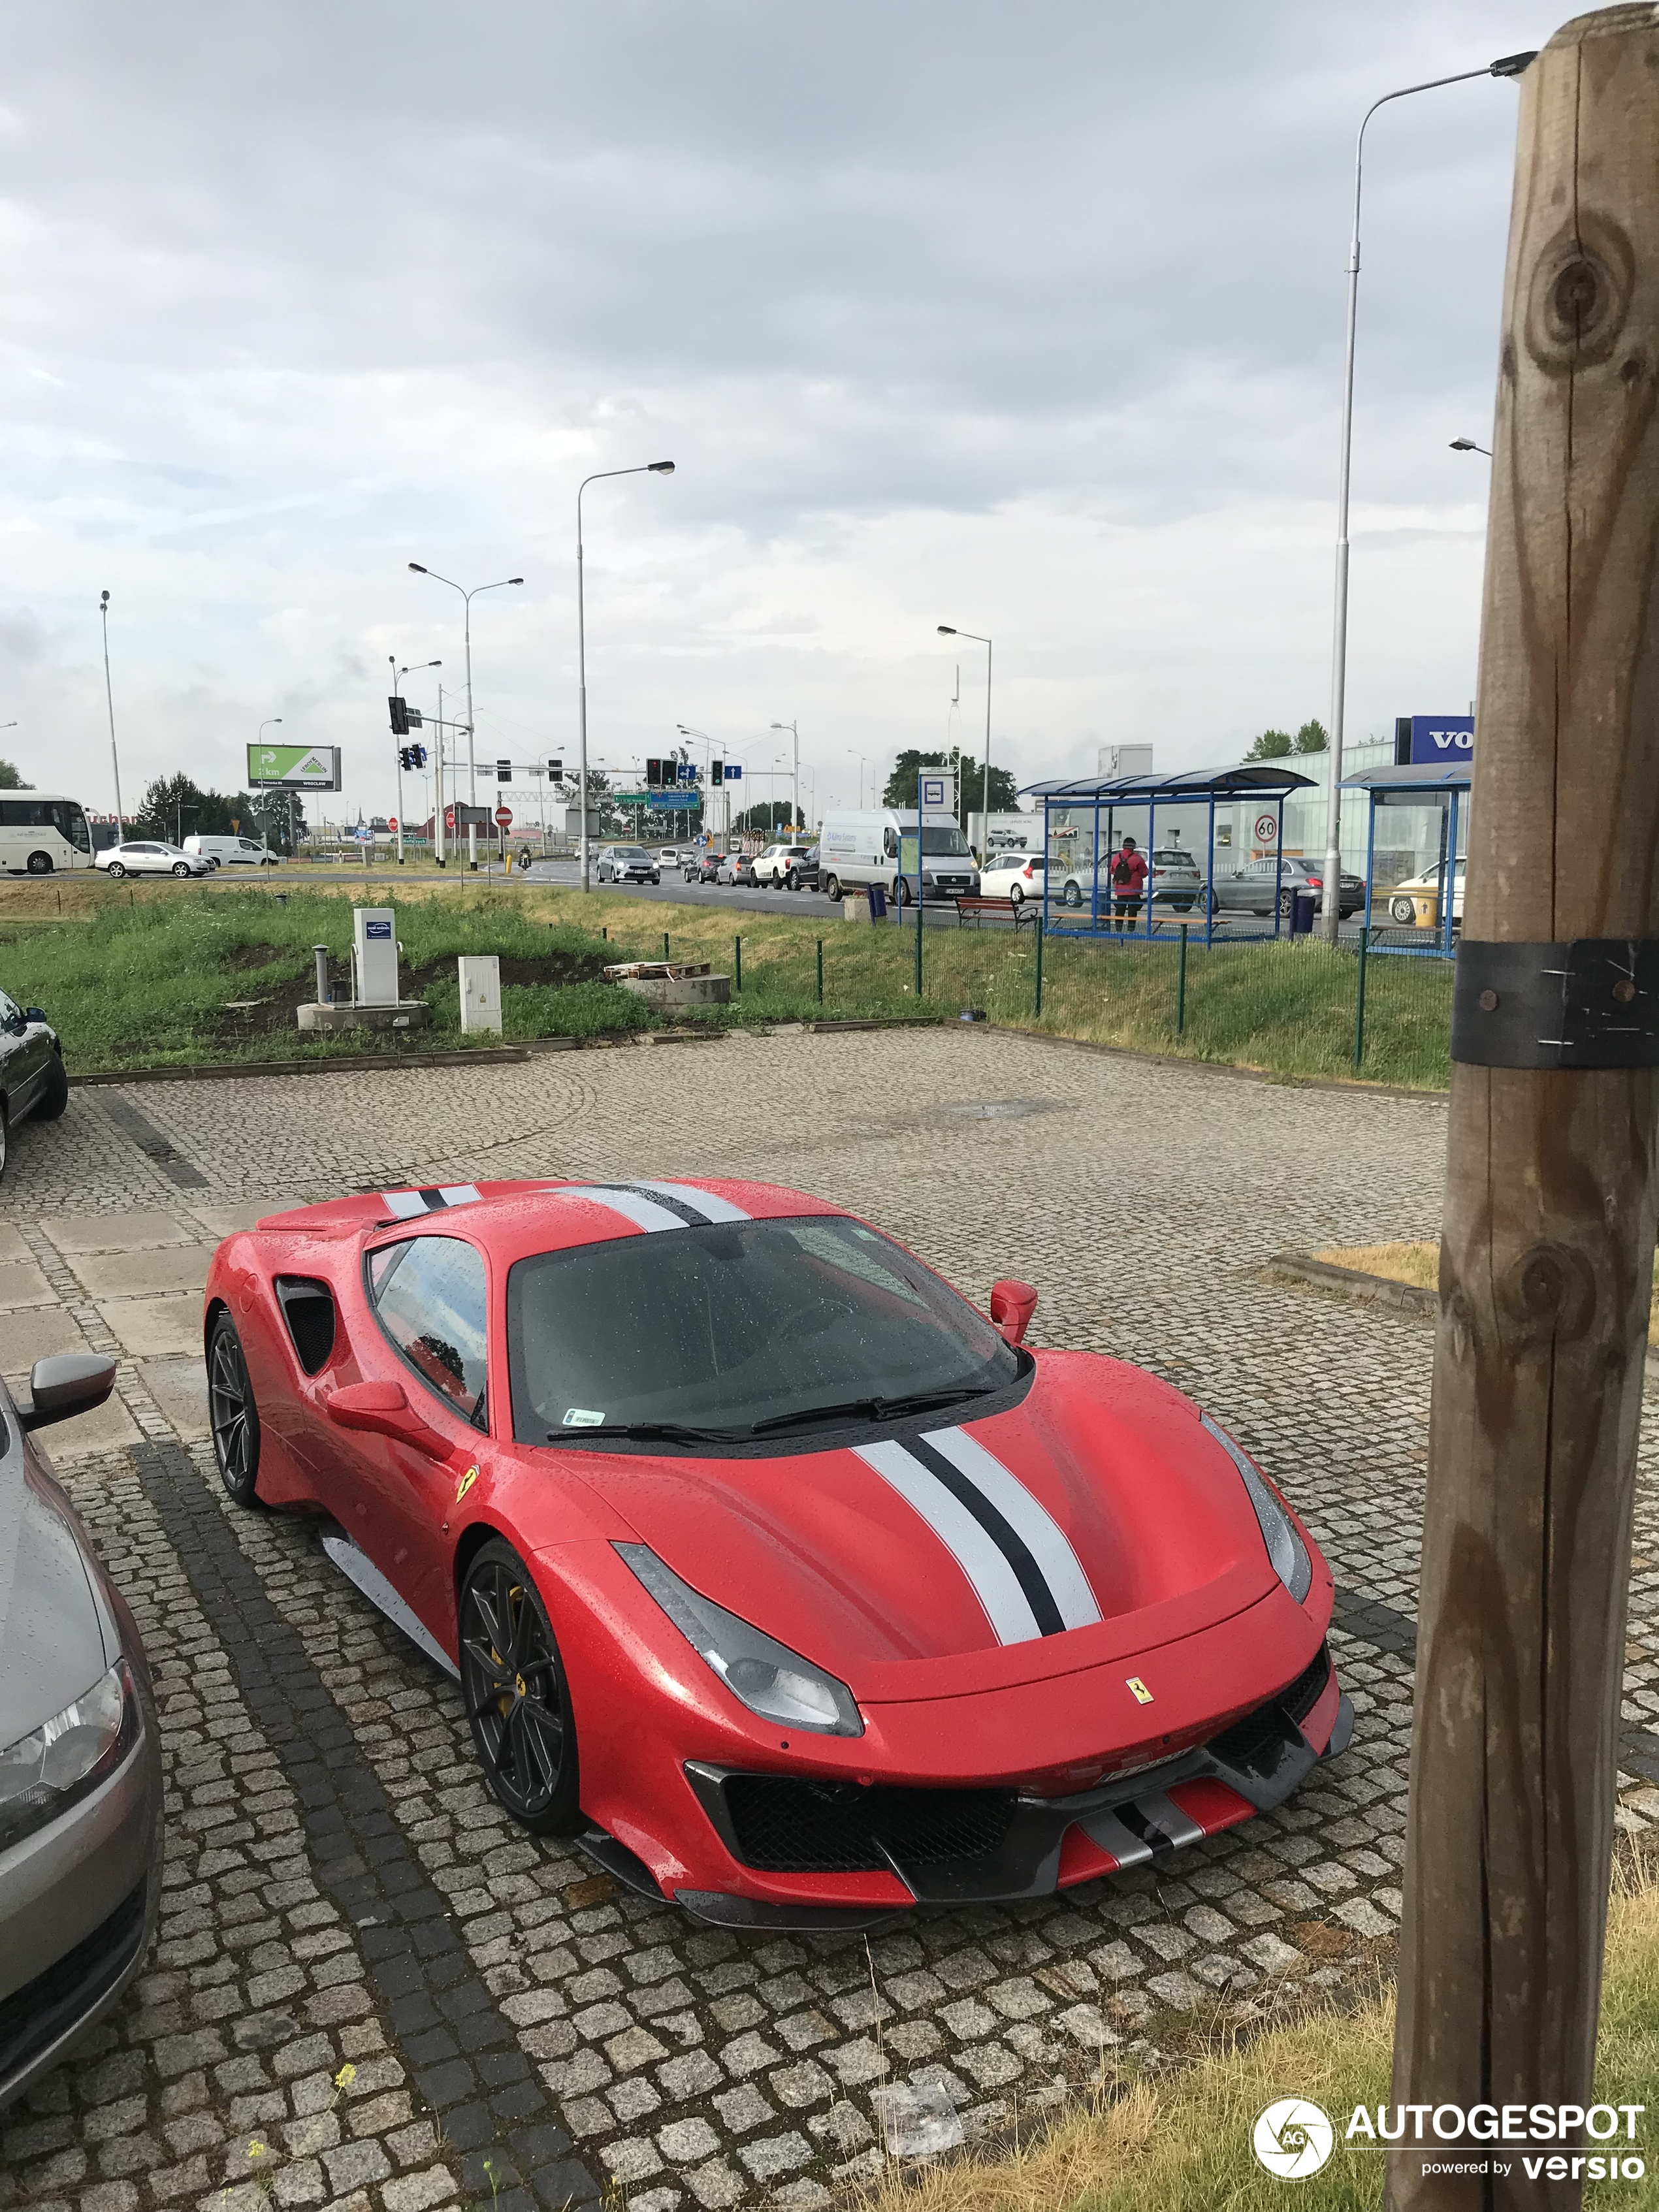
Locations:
455;1467;479;1505
1125;1676;1153;1705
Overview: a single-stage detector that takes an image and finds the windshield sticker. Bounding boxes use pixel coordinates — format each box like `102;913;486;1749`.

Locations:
562;1408;606;1427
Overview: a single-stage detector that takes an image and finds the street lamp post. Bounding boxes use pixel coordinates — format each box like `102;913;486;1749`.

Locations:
1319;48;1535;942
846;750;868;810
677;724;717;842
408;566;523;870
577;462;676;891
99;592;125;837
257;719;282;856
938;626;992;856
390;659;441;864
771;721;799;835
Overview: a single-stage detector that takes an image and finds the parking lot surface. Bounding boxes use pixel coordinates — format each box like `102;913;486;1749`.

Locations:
2;1030;1656;2212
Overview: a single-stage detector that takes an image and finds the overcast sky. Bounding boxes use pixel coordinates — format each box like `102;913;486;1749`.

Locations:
0;1;1544;826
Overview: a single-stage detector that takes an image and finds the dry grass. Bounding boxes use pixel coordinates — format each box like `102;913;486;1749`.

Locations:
854;1861;1659;2212
1315;1240;1659;1343
1313;1240;1440;1290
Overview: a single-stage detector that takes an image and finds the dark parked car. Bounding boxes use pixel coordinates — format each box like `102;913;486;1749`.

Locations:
1210;856;1366;920
785;846;820;891
0;1354;164;2110
682;849;723;884
0;990;69;1182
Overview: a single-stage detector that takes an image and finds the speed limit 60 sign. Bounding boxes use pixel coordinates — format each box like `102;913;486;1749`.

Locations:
1254;812;1279;847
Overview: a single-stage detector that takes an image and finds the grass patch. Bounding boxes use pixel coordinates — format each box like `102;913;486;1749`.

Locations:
0;878;1454;1086
857;1861;1659;2212
1314;1240;1659;1341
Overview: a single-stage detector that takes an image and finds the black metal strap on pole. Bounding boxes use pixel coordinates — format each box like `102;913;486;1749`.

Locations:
1451;939;1659;1068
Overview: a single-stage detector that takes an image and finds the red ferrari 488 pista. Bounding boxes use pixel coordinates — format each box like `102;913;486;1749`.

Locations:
203;1177;1349;1928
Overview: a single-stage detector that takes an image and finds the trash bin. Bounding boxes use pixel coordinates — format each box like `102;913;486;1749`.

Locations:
1291;890;1316;936
867;882;888;922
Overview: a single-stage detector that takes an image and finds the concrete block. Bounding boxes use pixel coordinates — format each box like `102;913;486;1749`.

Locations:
459;957;502;1034
295;1002;430;1034
615;972;731;1009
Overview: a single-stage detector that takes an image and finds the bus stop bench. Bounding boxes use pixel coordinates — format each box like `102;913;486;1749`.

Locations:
954;895;1036;930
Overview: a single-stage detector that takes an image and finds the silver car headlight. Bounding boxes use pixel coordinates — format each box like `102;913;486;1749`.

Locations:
1201;1415;1313;1603
0;1658;140;1852
617;1545;863;1737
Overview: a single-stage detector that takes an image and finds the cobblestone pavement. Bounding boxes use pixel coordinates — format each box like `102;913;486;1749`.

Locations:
3;1031;1656;2212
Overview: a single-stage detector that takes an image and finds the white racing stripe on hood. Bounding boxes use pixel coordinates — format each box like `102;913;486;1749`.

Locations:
854;1438;1044;1644
380;1191;430;1219
631;1179;751;1223
921;1426;1101;1630
549;1185;690;1234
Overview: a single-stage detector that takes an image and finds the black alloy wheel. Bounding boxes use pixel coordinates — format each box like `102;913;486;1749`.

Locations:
26;852;52;874
207;1311;263;1507
459;1539;581;1833
33;1051;69;1121
786;870;799;890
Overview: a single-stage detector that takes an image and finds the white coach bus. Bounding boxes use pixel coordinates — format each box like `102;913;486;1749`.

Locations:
0;793;96;874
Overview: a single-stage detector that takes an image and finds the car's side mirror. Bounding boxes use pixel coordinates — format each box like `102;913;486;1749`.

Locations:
989;1279;1038;1347
22;1353;118;1432
325;1379;450;1459
24;1008;47;1025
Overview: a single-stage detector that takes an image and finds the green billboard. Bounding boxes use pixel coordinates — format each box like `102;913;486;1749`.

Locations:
247;743;342;790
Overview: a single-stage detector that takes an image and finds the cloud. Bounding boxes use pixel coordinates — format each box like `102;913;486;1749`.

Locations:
0;0;1539;820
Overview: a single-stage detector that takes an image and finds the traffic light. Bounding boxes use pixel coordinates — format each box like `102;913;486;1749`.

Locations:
546;756;563;779
389;696;410;736
496;758;511;783
645;758;663;789
397;744;428;772
711;760;724;784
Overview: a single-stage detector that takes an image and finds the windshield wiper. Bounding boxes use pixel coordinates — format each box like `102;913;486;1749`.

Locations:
549;1419;744;1447
747;1382;1004;1437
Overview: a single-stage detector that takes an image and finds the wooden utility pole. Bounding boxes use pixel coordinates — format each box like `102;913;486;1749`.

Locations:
1389;9;1659;2206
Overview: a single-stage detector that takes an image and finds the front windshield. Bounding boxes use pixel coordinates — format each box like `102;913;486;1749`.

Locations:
508;1214;1020;1445
920;826;971;856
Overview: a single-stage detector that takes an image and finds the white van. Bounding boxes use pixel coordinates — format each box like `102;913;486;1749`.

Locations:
817;810;978;905
184;835;278;869
0;793;94;874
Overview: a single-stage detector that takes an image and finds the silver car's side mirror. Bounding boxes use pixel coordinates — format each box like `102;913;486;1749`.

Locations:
22;1354;118;1432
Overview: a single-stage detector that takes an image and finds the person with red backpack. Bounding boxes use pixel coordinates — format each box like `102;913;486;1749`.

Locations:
1110;836;1148;934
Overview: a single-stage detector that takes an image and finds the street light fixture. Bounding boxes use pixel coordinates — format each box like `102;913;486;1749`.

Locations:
846;749;869;810
770;721;800;835
1319;47;1536;942
577;461;676;891
938;626;992;856
99;591;125;836
1449;437;1492;456
256;718;282;858
408;565;523;869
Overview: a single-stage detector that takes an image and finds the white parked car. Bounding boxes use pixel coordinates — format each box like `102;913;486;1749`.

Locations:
95;841;214;880
978;852;1046;905
184;835;279;869
1387;856;1465;926
752;843;813;888
656;846;681;867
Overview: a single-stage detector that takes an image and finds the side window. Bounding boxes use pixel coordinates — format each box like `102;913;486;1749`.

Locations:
0;991;22;1032
883;827;897;859
368;1235;489;1427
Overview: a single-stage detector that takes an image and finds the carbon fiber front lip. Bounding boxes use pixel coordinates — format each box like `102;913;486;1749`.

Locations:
681;1678;1348;1908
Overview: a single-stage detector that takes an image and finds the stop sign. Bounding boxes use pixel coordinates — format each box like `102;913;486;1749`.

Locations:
494;805;513;829
387;814;398;832
444;806;456;830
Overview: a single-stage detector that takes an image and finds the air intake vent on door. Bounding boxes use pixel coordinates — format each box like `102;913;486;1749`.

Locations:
275;1277;336;1376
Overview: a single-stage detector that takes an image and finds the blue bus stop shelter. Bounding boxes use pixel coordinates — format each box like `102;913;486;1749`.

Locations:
1341;761;1472;960
1021;763;1317;944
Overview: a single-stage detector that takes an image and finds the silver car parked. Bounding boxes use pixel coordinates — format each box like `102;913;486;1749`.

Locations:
0;1355;163;2111
95;840;213;880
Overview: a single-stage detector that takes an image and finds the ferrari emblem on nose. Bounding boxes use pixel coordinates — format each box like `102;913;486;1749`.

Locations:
455;1467;479;1504
1125;1676;1153;1705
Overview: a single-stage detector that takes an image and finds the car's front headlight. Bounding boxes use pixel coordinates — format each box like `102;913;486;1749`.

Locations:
617;1545;863;1737
0;1658;141;1853
1200;1415;1313;1603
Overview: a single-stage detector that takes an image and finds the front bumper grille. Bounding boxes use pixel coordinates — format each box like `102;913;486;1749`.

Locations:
0;1880;148;2094
686;1642;1343;1904
722;1776;1014;1872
